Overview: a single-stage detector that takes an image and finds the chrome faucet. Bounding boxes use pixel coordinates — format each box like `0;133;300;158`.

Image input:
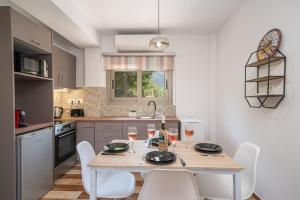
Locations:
148;100;156;118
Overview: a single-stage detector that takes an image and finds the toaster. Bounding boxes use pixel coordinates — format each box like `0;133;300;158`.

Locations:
70;109;84;117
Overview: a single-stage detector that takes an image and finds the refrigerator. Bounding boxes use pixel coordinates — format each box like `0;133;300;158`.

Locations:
16;127;53;200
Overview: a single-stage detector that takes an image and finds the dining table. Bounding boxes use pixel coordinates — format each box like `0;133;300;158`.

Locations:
88;140;243;200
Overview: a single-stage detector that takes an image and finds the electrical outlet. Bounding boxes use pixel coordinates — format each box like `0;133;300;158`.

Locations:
68;99;75;104
76;99;84;104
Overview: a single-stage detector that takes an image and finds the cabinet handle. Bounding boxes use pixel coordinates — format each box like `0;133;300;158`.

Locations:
31;39;41;46
112;80;115;89
61;76;64;84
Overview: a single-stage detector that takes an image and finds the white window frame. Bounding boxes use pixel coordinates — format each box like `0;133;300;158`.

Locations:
107;70;173;105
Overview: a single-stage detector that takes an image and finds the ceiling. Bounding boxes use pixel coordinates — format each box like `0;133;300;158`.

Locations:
8;0;245;47
71;0;245;34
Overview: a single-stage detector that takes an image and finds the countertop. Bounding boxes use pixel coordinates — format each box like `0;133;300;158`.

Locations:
15;122;53;135
56;116;180;122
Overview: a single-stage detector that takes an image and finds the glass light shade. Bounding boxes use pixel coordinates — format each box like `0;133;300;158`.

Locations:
149;35;169;50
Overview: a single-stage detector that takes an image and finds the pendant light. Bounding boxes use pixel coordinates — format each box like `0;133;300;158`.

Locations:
149;0;169;50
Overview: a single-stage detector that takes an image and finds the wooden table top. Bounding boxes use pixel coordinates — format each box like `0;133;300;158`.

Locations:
88;140;243;171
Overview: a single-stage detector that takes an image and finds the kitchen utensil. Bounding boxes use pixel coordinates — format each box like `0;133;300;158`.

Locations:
145;151;176;165
175;153;186;167
54;107;64;119
194;143;223;154
103;143;129;153
150;137;171;146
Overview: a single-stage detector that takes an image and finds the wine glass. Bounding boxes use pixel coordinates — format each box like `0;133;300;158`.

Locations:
128;126;137;153
147;124;156;149
185;123;194;148
168;128;178;152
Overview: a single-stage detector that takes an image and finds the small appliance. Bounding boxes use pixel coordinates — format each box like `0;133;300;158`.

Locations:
70;109;84;117
15;109;29;128
54;107;64;119
54;121;76;179
39;59;49;78
14;52;49;77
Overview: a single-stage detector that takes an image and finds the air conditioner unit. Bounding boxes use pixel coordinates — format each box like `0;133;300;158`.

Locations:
115;34;163;52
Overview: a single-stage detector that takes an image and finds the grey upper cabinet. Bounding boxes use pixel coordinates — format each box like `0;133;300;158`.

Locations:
53;45;76;89
11;9;52;53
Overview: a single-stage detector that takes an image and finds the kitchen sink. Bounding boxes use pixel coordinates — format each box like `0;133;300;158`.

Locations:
136;116;154;119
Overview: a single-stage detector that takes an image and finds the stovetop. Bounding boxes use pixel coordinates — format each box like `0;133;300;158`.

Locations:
54;120;76;135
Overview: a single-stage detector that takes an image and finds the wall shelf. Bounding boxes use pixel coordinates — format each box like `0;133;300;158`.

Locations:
14;72;53;81
244;49;286;108
246;76;284;82
246;56;284;67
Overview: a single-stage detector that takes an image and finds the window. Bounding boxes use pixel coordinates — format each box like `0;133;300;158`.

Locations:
114;71;137;97
108;70;173;104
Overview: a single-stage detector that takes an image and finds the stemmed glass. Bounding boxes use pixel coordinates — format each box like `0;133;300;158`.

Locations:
185;124;194;148
147;124;156;149
168;128;178;152
128;126;137;153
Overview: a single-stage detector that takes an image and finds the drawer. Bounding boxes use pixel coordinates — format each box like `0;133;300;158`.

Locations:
95;132;122;142
95;122;122;132
11;9;52;53
77;122;94;129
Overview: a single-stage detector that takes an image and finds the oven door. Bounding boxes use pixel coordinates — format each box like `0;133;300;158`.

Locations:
55;129;76;167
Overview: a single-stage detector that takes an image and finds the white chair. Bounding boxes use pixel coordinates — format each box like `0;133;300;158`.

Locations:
195;143;260;200
77;141;136;199
138;169;201;200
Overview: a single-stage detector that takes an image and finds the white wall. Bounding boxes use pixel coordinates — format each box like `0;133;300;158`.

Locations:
215;0;300;199
100;34;212;138
167;35;212;138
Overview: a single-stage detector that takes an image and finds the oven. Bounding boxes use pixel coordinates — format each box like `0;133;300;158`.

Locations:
54;122;76;167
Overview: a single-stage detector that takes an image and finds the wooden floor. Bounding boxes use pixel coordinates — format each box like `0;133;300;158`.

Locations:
41;164;257;200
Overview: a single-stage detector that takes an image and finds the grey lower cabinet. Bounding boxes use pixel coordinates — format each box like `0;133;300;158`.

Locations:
76;122;95;148
123;121;180;140
75;120;180;154
95;122;123;153
123;122;148;140
53;45;76;89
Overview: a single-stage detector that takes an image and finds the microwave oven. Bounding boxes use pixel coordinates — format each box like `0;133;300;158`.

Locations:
14;52;49;77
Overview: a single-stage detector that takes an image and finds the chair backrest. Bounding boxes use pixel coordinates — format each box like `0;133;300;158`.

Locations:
76;141;96;192
234;143;260;199
138;169;201;200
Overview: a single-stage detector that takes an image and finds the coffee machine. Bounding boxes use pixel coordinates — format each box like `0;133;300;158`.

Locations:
15;110;29;128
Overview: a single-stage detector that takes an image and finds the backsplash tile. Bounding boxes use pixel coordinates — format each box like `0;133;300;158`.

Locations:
100;87;176;117
54;87;176;117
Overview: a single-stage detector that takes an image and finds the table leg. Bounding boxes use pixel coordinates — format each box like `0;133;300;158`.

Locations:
233;172;242;200
90;167;97;200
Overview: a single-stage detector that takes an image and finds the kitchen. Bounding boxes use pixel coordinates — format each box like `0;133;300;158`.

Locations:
0;0;299;200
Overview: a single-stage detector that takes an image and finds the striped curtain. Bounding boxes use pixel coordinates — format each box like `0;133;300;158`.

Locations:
103;56;174;71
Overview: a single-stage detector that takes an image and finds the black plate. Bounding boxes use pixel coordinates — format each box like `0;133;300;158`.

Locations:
145;151;176;165
194;143;223;154
150;137;171;146
103;142;129;153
